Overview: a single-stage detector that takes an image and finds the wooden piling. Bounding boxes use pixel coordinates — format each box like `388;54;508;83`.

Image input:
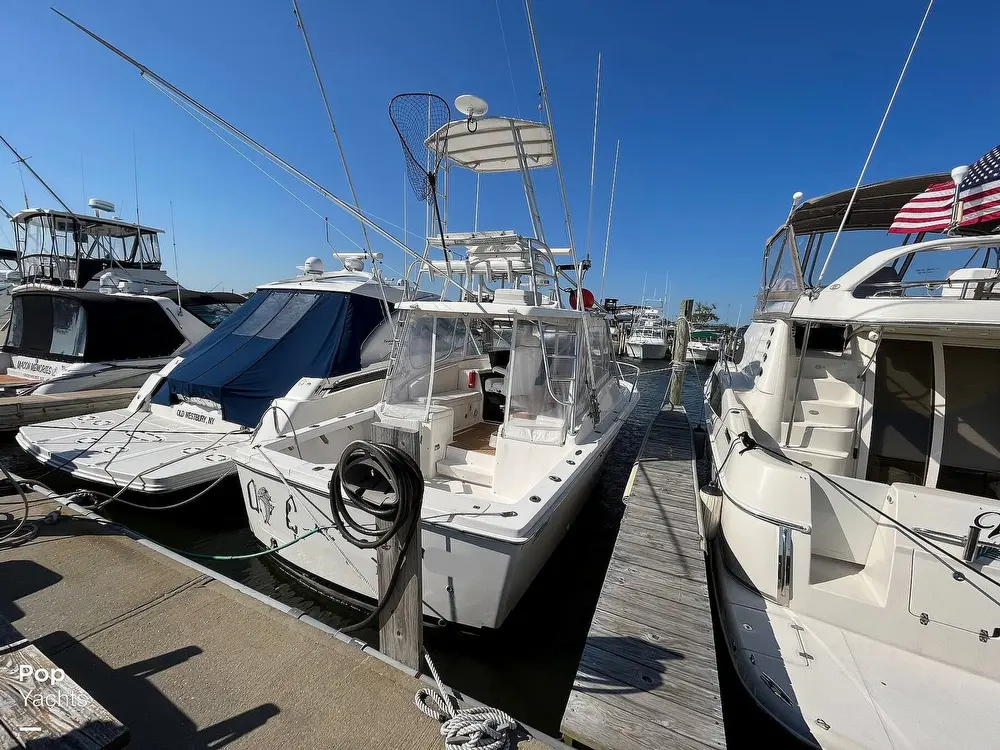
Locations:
370;422;423;671
668;299;694;406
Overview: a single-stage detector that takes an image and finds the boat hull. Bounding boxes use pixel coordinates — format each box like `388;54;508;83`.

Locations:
625;341;667;360
686;344;719;363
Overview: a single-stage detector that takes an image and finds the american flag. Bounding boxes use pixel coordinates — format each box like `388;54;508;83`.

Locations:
889;145;1000;234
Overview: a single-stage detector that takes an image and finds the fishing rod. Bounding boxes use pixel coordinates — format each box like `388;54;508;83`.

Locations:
51;8;476;300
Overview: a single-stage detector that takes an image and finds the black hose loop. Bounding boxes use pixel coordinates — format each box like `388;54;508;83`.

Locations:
329;440;424;634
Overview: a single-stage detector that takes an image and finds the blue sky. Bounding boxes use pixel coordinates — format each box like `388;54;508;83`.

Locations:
2;1;998;324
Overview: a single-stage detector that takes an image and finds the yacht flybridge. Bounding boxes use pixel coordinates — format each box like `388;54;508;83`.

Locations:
0;203;242;429
704;173;1000;749
17;256;402;496
229;97;640;629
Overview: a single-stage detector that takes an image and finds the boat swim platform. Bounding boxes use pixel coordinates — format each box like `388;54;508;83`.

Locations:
0;388;136;431
0;494;553;749
560;404;726;750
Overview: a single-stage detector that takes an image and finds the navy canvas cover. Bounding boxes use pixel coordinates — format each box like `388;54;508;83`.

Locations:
151;289;386;427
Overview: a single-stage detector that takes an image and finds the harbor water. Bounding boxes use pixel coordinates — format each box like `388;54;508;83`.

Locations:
0;359;795;745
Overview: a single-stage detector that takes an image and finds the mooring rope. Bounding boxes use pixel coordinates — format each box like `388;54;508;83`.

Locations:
415;650;517;750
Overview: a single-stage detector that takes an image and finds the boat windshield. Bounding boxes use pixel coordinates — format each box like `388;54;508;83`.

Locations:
384;315;490;409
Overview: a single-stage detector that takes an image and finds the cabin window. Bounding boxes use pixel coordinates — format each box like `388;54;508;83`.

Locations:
707;373;722;417
503;319;574;445
50;297;87;357
938;346;1000;499
586;316;611;386
865;339;934;485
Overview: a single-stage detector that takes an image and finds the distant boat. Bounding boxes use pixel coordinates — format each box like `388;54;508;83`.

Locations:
17;255;401;498
625;305;668;360
686;329;720;363
0;203;243;429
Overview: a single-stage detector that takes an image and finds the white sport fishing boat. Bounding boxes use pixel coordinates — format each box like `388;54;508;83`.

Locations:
686;329;721;363
17;255;403;496
625;306;668;359
229;94;640;629
703;172;1000;749
0;202;242;430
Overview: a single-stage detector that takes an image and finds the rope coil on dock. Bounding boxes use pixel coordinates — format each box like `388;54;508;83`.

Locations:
415;651;517;750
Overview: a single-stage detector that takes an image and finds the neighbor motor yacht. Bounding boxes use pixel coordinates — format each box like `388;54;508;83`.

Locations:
228;97;641;629
17;255;404;497
0;202;242;430
703;173;1000;749
686;329;721;363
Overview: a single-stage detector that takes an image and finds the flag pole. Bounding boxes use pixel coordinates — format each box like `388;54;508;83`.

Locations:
947;165;969;233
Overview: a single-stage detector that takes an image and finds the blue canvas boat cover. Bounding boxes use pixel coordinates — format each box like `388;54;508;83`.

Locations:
151;289;386;427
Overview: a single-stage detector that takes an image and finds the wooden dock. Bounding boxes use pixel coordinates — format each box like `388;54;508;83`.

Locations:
0;388;136;431
0;494;551;750
560;404;726;750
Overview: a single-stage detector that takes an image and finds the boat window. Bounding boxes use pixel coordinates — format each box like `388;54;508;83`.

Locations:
938;346;1000;499
854;245;1000;299
865;339;933;485
503;319;573;445
757;227;802;314
256;293;319;340
5;293;184;361
707;372;722;417
50;297;87;357
384;315;483;407
586;316;611;386
184;301;240;328
234;291;294;337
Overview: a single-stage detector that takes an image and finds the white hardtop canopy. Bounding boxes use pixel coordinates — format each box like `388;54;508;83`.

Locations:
791;233;1000;327
426;117;554;173
12;208;163;235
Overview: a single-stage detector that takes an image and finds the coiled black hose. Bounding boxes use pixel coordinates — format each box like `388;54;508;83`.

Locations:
329;440;424;634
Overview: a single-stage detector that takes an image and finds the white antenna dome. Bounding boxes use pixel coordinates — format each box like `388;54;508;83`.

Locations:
792;191;804;202
298;257;325;275
455;94;488;119
951;165;970;186
88;198;115;217
344;257;364;272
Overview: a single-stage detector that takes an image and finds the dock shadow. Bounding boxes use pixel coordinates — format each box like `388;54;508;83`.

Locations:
34;631;279;749
0;559;63;623
571;634;677;696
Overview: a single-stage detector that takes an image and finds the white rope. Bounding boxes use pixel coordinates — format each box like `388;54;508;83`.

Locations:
414;651;517;750
814;0;934;288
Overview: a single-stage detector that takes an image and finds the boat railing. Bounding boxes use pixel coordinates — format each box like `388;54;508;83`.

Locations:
406;231;580;307
616;360;640;388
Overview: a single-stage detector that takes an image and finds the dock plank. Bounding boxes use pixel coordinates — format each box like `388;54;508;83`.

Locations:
561;404;725;750
0;615;128;749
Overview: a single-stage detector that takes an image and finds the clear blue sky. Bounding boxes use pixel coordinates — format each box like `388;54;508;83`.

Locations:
2;1;998;324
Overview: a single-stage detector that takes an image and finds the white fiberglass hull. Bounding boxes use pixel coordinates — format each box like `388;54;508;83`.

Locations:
233;389;638;629
686;343;719;363
625;341;667;360
16;408;245;494
710;541;1000;750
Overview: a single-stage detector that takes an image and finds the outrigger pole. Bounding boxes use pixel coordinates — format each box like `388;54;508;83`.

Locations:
51;8;476;300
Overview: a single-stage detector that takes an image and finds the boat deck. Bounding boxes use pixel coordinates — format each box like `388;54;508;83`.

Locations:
560;404;726;750
451;422;498;455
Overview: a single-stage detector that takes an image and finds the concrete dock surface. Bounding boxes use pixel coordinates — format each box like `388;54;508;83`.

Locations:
0;496;550;749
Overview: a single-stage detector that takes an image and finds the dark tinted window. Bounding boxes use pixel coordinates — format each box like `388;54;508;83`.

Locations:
866;339;933;485
938;346;1000;498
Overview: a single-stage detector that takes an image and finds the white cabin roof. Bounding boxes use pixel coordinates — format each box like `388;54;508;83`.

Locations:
261;271;405;302
427;117;554;174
